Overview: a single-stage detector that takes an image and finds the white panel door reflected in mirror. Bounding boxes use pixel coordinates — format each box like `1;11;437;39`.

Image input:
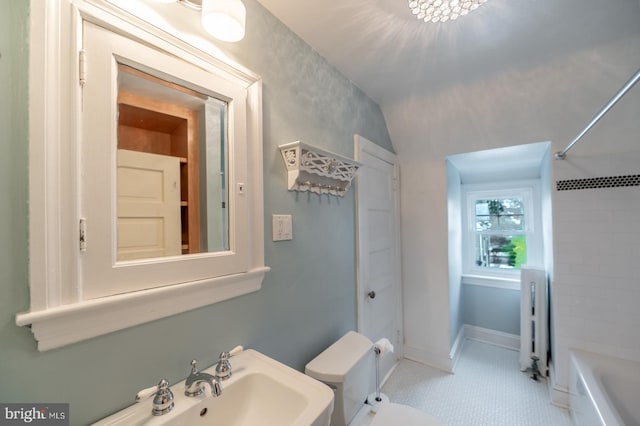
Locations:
116;64;229;260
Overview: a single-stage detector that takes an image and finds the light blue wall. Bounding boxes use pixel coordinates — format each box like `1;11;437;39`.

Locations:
461;285;521;335
0;1;392;423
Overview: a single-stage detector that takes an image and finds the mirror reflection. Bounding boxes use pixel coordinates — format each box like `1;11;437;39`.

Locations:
116;64;229;261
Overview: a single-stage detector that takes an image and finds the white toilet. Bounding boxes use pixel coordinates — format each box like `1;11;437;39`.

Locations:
305;331;442;426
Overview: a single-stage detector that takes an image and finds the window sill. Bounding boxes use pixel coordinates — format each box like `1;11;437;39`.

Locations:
16;266;269;351
461;274;520;290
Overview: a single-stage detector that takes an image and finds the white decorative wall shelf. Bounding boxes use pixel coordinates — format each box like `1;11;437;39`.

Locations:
279;141;361;197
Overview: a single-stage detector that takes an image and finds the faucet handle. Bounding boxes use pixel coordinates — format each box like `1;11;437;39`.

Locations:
135;379;175;416
220;345;244;360
228;345;244;357
136;384;159;403
215;345;243;380
190;359;199;374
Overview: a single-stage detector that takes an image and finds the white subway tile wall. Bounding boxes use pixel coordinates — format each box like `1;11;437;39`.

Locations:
553;160;640;390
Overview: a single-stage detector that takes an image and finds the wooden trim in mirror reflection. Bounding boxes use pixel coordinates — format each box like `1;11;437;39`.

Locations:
117;91;200;254
118;63;208;100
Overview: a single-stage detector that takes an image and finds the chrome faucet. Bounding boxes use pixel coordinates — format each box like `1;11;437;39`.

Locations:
185;359;223;397
215;345;243;380
135;379;175;416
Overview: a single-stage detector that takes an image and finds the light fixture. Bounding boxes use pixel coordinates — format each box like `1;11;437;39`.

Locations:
201;0;246;42
151;0;246;42
407;0;488;23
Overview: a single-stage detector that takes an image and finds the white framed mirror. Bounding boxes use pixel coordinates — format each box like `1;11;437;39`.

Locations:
116;64;230;260
17;0;268;350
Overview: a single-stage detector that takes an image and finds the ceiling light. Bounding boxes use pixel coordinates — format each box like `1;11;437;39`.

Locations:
408;0;488;23
201;0;246;42
151;0;246;42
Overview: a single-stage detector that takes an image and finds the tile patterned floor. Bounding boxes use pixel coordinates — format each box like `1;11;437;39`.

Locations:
382;340;573;426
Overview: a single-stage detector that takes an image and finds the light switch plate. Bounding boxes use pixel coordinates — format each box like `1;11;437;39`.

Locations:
272;214;293;241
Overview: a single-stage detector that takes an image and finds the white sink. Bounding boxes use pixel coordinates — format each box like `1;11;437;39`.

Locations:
94;349;334;426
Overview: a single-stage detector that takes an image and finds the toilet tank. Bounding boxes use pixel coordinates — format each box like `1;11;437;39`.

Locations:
305;331;374;426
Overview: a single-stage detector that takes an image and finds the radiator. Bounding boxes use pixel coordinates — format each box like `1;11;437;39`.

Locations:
520;267;548;375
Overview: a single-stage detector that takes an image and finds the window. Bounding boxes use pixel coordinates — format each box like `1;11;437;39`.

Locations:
474;197;527;270
463;183;541;284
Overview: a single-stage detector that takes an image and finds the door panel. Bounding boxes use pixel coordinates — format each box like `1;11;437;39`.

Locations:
117;149;181;261
355;135;403;383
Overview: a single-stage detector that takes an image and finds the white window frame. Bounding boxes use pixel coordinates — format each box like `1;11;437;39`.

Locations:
462;180;542;290
16;0;268;351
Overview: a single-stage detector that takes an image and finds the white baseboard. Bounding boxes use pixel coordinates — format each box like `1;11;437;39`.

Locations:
404;344;454;373
450;325;467;372
405;326;520;374
548;361;570;408
463;324;520;351
449;325;520;373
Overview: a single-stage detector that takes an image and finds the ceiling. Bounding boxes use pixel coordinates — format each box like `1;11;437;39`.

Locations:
256;0;640;107
447;141;550;184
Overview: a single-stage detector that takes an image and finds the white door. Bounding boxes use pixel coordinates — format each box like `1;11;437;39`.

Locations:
116;149;182;261
355;135;403;381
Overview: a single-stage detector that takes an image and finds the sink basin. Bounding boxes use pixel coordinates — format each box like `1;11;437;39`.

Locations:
94;349;334;426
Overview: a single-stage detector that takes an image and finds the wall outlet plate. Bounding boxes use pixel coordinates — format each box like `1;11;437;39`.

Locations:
272;215;292;241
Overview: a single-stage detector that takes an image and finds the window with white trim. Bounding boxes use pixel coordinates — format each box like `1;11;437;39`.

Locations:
474;197;527;269
462;182;542;282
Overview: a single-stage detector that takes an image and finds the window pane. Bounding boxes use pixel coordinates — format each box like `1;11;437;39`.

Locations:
475;215;492;231
475;234;527;269
498;214;524;231
475;198;524;232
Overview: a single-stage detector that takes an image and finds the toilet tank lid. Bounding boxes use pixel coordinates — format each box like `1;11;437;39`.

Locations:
305;331;373;383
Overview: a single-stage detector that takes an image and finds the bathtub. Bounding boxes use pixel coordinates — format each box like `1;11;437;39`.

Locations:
569;350;640;426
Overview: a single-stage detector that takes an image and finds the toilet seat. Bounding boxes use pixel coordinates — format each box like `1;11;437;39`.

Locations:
369;403;442;426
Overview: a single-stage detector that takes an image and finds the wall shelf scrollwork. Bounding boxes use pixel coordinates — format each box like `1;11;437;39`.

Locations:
279;141;361;197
